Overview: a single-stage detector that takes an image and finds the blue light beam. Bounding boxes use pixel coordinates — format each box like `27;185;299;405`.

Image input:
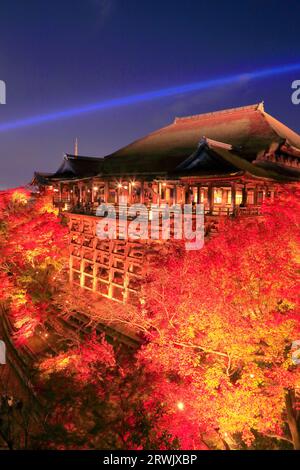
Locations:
0;62;300;133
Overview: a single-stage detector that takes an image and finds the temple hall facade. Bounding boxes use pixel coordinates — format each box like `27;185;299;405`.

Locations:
33;103;300;302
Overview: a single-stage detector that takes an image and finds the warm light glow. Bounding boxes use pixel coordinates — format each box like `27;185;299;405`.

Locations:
177;401;184;411
93;186;98;191
58;357;71;368
117;183;123;189
226;190;232;204
214;189;222;204
12;191;29;206
236;190;243;205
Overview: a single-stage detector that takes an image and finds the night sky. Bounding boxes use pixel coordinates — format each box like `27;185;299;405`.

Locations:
0;0;300;188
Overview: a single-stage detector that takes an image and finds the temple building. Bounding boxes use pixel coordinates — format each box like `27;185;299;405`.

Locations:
33;103;300;302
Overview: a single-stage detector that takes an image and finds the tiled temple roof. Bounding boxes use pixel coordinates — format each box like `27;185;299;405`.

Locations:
175;138;300;181
33;103;300;183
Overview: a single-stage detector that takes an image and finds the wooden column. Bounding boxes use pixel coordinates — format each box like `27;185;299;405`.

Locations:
58;182;62;214
184;184;190;204
128;182;132;204
222;187;228;206
231;183;236;213
157;182;161;205
58;183;62;201
197;185;201;205
104;181;109;203
91;179;95;204
207;184;213;214
70;184;75;207
79;182;83;204
175;184;182;205
242;185;247;206
140;181;145;204
174;184;178;204
253;186;258;205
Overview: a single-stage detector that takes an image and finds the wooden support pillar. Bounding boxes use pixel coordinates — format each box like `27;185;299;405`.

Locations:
157;182;161;205
174;184;178;204
184;184;190;204
180;185;184;205
207;184;213;214
175;185;179;205
253;186;258;205
79;182;83;204
231;183;236;213
128;182;132;204
222;187;228;206
241;185;247;206
71;184;76;206
91;179;94;204
197;185;201;205
87;182;92;203
58;182;63;214
175;184;182;205
104;181;109;203
140;181;145;204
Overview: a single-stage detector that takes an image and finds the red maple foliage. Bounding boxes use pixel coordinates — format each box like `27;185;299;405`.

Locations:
0;188;68;345
137;185;300;449
1;185;299;450
0;189;178;449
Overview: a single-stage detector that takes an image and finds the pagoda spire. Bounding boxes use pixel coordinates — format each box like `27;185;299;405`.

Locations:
74;137;78;157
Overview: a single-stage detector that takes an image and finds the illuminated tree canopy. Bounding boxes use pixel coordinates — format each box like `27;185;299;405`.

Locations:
0;186;299;449
137;185;300;449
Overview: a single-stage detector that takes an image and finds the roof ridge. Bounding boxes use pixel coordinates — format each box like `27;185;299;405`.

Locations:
203;137;233;150
65;153;104;161
174;102;263;124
